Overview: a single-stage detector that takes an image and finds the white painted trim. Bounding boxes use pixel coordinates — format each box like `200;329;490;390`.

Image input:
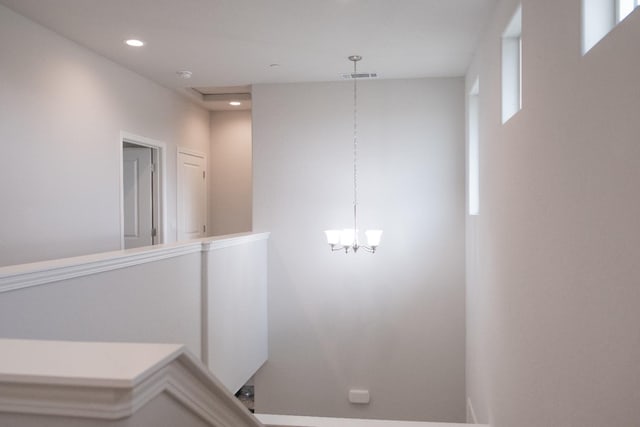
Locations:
177;146;207;158
0;233;269;294
165;356;259;427
0;244;201;294
0;340;262;426
119;135;125;249
257;414;488;427
467;397;479;423
0;340;185;388
200;248;210;366
119;131;168;249
202;232;270;251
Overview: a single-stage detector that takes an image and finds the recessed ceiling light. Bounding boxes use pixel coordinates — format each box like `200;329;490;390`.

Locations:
125;39;145;47
229;101;242;106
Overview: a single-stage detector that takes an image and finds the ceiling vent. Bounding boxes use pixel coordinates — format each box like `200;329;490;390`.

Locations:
341;72;378;80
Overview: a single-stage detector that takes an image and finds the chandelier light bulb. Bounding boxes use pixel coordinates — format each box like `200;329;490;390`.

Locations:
340;229;356;247
365;230;383;247
324;230;341;245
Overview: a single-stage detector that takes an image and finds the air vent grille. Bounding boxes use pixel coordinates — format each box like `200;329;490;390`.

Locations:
341;72;378;80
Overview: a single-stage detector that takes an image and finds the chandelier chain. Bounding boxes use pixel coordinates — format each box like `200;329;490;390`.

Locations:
352;56;358;243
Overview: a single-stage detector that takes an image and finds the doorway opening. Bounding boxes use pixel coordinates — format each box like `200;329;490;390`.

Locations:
120;132;167;249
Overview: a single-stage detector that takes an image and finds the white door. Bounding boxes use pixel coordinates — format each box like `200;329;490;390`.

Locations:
123;147;153;248
177;150;207;241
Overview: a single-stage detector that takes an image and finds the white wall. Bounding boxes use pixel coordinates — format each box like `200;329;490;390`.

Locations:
209;111;253;235
252;79;465;422
206;236;268;393
466;2;640;426
0;4;210;266
0;252;203;356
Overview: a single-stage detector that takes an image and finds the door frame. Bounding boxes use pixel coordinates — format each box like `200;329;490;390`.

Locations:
119;131;167;249
176;146;208;241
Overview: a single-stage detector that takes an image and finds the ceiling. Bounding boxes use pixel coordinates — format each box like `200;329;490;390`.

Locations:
0;0;496;110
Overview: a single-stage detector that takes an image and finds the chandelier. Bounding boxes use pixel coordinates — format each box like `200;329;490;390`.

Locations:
324;55;382;254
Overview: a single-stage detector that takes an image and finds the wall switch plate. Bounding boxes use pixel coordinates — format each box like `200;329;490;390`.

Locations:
348;389;370;404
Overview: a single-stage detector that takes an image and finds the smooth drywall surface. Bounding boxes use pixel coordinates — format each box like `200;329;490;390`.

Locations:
252;79;465;422
0;253;202;356
465;1;640;426
206;237;268;393
209;111;253;235
0;4;210;266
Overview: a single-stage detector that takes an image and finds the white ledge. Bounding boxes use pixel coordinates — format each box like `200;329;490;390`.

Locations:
0;339;183;388
202;232;271;251
0;232;270;294
0;339;262;426
257;414;488;427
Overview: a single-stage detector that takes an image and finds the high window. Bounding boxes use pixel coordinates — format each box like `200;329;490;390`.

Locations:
583;0;639;54
502;5;522;124
468;78;480;216
618;0;639;21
